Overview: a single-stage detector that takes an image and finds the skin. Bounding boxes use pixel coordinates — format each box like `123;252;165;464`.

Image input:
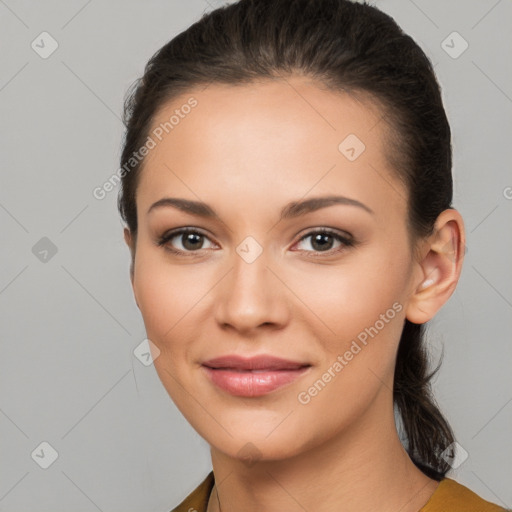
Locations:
123;75;465;512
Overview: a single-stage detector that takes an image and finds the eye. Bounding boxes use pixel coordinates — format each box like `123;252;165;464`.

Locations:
156;227;355;258
292;228;355;256
156;228;216;256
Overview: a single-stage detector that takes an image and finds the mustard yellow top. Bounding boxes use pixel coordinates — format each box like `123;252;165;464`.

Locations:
170;471;508;512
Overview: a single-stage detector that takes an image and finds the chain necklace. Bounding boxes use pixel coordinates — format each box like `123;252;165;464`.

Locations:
215;484;222;512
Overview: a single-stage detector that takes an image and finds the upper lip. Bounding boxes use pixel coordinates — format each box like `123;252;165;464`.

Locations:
202;355;310;371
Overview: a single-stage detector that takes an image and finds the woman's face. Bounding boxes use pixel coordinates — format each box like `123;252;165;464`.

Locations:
127;76;423;462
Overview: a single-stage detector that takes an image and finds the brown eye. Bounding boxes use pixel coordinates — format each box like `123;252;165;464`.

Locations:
180;232;205;250
308;232;335;251
293;229;354;255
157;228;216;255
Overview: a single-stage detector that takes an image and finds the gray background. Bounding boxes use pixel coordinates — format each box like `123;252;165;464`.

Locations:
0;0;511;510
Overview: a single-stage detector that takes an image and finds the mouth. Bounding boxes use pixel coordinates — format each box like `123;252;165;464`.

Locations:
201;354;312;397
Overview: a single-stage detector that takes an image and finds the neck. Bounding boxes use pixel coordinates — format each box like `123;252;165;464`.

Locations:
207;388;439;512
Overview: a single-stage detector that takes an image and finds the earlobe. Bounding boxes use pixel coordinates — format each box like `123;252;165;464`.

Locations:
405;209;466;324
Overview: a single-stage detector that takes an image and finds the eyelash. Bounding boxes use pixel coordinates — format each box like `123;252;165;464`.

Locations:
156;227;356;258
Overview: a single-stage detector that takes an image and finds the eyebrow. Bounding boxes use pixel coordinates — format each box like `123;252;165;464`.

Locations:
147;195;374;219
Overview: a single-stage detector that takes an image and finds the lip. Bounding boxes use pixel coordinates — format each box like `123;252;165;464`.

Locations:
201;355;311;397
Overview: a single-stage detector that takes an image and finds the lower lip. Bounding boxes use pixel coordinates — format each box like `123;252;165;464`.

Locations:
201;366;311;397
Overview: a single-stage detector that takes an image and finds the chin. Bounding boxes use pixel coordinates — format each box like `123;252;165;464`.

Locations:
196;415;314;463
214;435;306;465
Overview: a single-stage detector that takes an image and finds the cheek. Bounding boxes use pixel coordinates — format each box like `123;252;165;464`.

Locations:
131;252;212;411
286;245;410;409
288;245;410;346
132;249;206;348
287;264;407;453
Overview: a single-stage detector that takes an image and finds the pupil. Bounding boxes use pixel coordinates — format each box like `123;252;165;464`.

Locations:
183;233;202;250
312;233;333;251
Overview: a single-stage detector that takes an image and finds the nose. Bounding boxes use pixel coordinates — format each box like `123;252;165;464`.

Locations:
213;248;290;335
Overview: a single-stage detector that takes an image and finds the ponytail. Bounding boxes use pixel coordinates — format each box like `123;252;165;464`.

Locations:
394;320;455;480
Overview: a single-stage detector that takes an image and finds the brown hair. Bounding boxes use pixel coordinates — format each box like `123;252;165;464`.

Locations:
118;0;455;480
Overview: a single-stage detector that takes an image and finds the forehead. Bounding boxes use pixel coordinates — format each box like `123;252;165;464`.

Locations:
136;76;407;224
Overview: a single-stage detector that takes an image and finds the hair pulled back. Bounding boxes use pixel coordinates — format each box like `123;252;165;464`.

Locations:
118;0;455;480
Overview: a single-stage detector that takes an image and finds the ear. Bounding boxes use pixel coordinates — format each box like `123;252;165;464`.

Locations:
405;209;466;324
123;228;135;284
123;228;139;308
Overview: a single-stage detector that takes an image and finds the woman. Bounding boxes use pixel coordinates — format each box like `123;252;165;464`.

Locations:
118;0;507;510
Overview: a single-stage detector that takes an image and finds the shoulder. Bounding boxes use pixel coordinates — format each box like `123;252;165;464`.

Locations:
420;477;509;512
170;471;215;512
